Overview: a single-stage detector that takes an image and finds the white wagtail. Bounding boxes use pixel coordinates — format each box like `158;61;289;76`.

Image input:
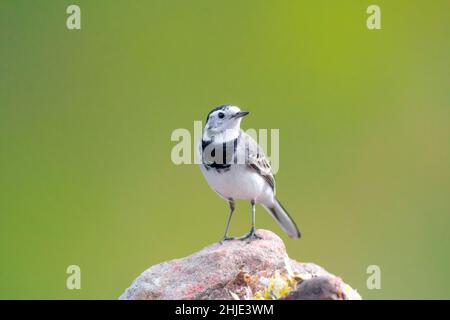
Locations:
197;105;301;242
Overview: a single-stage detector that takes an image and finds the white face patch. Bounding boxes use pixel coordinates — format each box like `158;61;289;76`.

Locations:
205;105;243;135
227;105;241;114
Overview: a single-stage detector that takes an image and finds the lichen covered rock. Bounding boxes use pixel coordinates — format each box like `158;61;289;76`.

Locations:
120;229;361;300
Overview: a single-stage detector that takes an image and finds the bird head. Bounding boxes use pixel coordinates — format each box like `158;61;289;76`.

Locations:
204;105;249;140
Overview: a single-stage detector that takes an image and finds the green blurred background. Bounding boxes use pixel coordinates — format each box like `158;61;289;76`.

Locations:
0;0;449;299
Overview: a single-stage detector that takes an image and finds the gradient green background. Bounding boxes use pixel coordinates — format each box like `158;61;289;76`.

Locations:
1;0;449;299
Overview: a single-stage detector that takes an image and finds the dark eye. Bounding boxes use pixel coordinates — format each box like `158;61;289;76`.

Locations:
218;112;225;119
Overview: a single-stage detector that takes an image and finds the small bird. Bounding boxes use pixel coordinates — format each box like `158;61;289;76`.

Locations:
197;105;301;242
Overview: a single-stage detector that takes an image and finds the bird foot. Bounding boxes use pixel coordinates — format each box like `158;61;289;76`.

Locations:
219;236;235;244
236;229;262;243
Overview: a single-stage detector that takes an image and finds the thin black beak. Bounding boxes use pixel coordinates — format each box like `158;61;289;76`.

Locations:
232;111;249;119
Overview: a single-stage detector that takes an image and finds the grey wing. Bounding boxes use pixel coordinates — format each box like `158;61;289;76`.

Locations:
240;131;275;191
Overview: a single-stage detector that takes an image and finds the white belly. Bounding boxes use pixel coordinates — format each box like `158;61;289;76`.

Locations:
200;164;273;203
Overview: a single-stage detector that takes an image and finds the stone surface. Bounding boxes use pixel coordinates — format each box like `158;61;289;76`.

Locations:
282;276;361;300
120;229;361;300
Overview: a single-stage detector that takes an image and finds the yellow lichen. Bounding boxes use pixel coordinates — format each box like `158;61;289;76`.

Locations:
252;258;305;300
229;258;315;300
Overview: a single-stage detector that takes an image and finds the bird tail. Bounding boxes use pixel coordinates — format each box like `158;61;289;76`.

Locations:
262;198;301;238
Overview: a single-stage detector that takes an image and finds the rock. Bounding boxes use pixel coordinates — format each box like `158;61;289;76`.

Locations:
120;229;361;300
282;276;362;300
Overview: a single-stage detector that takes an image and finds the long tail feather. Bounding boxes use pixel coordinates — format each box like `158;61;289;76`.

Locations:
263;198;301;238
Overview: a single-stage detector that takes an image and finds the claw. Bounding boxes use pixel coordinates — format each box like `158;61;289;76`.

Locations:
237;228;262;243
219;236;235;244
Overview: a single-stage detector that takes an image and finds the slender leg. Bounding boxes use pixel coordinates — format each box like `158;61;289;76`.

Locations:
251;199;257;231
237;200;262;242
220;199;235;244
